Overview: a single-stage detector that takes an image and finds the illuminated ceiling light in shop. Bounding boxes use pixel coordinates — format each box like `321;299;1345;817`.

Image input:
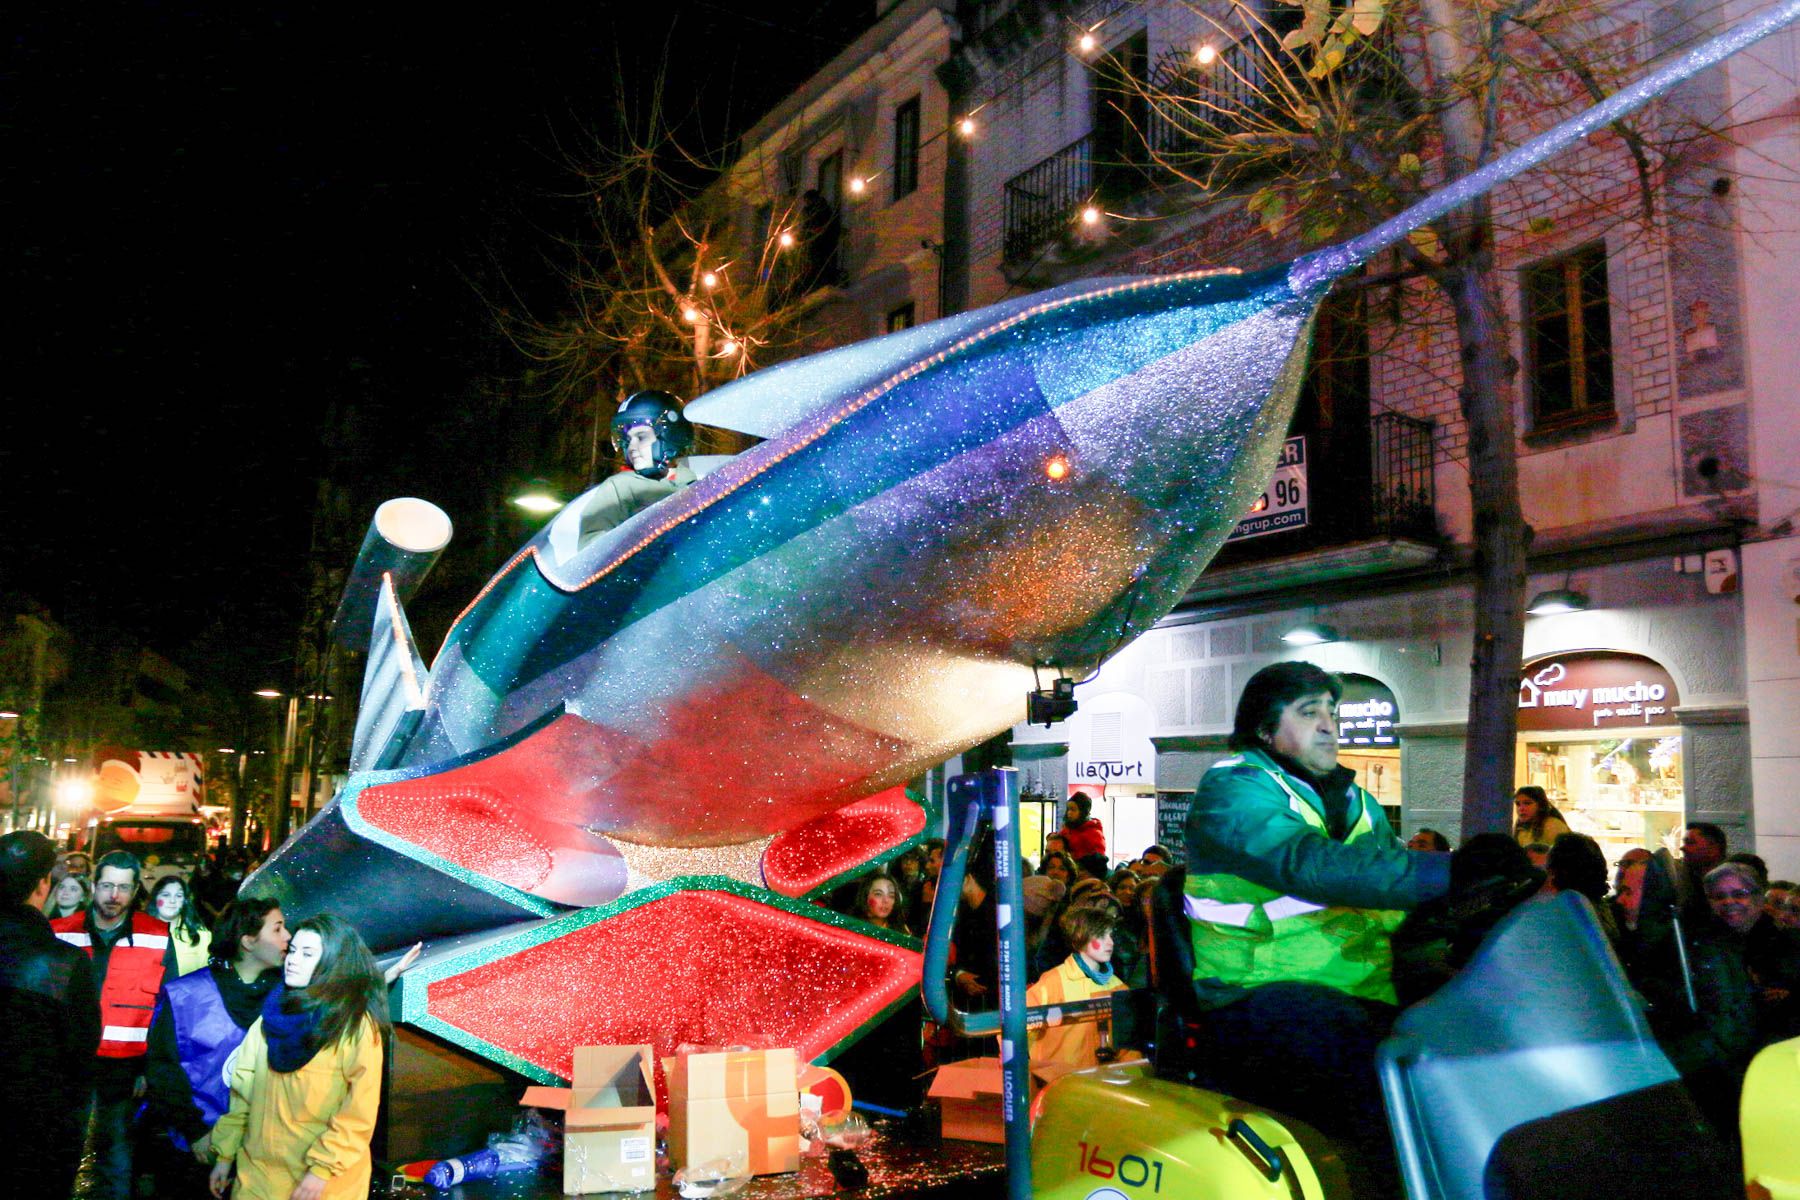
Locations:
1527;587;1590;615
1281;621;1341;646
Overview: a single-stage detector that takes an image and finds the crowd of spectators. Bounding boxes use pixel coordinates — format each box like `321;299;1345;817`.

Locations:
1392;795;1800;1150
821;783;1797;1166
0;836;390;1200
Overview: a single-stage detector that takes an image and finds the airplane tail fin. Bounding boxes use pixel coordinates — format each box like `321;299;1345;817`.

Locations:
350;574;431;772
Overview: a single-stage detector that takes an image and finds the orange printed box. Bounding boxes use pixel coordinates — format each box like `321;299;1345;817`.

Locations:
662;1048;801;1177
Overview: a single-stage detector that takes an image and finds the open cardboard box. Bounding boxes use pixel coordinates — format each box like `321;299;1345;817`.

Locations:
663;1047;801;1177
521;1045;658;1195
927;1056;1075;1144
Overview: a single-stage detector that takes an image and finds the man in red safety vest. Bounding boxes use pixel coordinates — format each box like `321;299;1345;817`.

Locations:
52;849;180;1200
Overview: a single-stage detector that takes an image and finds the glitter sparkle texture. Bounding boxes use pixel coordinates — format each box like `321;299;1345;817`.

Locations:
400;878;921;1084
761;788;927;898
241;0;1800;1077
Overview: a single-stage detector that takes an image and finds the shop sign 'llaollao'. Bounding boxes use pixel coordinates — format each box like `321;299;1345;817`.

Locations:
1517;652;1681;731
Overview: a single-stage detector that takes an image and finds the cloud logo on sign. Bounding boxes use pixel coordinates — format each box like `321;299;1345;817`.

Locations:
1518;661;1566;708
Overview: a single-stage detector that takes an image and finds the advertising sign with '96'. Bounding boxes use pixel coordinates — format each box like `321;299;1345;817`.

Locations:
1228;436;1307;542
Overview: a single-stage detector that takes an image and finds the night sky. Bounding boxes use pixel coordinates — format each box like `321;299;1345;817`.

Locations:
3;2;876;690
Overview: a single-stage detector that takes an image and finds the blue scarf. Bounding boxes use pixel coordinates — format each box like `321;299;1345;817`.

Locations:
1073;954;1115;988
260;983;322;1073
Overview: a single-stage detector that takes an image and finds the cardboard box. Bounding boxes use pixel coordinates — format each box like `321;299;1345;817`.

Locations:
521;1045;658;1195
663;1048;800;1177
927;1057;1073;1144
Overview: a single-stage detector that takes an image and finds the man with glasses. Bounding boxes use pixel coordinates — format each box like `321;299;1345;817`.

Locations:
51;850;179;1200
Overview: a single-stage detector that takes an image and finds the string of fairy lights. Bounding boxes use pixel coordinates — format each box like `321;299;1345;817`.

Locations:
665;12;1232;370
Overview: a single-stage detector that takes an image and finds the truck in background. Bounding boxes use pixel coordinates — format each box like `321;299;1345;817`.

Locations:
70;749;210;891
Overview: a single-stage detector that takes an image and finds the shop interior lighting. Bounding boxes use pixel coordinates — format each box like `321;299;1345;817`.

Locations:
1281;621;1341;646
1527;587;1590;615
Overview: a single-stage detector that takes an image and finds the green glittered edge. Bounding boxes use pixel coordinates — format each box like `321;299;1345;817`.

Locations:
793;797;931;903
337;773;562;920
398;874;922;1085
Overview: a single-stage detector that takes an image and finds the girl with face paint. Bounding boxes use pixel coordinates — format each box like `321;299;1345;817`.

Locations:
153;876;214;976
208;914;390;1200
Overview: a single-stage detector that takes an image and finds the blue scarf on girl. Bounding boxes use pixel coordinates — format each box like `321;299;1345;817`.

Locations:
260;983;322;1072
1073;954;1114;988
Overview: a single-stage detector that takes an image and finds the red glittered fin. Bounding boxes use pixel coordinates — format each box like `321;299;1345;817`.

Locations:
416;884;920;1080
760;788;927;898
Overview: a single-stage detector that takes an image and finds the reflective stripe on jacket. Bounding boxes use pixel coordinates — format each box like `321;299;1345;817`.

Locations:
53;912;172;1058
1183;748;1447;1008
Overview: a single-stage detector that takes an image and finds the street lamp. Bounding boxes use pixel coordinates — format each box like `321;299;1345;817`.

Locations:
1526;587;1590;615
1281;621;1342;646
512;479;565;515
252;689;300;849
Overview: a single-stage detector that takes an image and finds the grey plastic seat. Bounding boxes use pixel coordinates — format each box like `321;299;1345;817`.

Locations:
1377;891;1683;1200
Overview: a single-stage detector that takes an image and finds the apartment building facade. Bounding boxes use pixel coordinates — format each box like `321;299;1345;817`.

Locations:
631;0;1800;873
945;0;1800;875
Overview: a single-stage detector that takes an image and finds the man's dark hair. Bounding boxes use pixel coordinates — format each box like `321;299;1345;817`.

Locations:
1450;833;1534;891
1413;829;1451;852
93;850;143;886
1725;851;1767;886
1230;661;1342;751
1546;833;1609;905
1141;844;1172;863
1687;822;1727;854
0;830;57;907
1077;852;1110;880
213;896;282;964
1066;792;1094;820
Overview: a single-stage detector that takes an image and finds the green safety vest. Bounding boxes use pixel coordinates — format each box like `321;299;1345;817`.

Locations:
1185;756;1405;1005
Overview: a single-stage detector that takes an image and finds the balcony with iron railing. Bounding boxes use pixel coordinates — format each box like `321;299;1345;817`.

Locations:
1001;29;1401;266
1002;35;1299;264
1188;412;1441;600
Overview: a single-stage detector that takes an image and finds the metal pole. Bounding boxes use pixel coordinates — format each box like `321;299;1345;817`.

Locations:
921;768;1031;1200
989;768;1033;1200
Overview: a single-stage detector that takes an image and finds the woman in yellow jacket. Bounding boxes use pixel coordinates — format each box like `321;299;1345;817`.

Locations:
208;913;388;1200
1026;904;1127;1067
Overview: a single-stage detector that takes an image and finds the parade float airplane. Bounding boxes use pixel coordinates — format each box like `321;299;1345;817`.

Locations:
247;0;1800;1087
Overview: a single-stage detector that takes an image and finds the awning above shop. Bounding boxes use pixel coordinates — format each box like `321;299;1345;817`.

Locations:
1179;536;1440;606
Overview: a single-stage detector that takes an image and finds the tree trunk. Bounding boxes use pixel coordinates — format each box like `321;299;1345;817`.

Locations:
1416;0;1530;836
1443;255;1529;836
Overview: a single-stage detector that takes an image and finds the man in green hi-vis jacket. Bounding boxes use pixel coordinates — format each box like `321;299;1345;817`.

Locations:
1183;660;1450;1198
